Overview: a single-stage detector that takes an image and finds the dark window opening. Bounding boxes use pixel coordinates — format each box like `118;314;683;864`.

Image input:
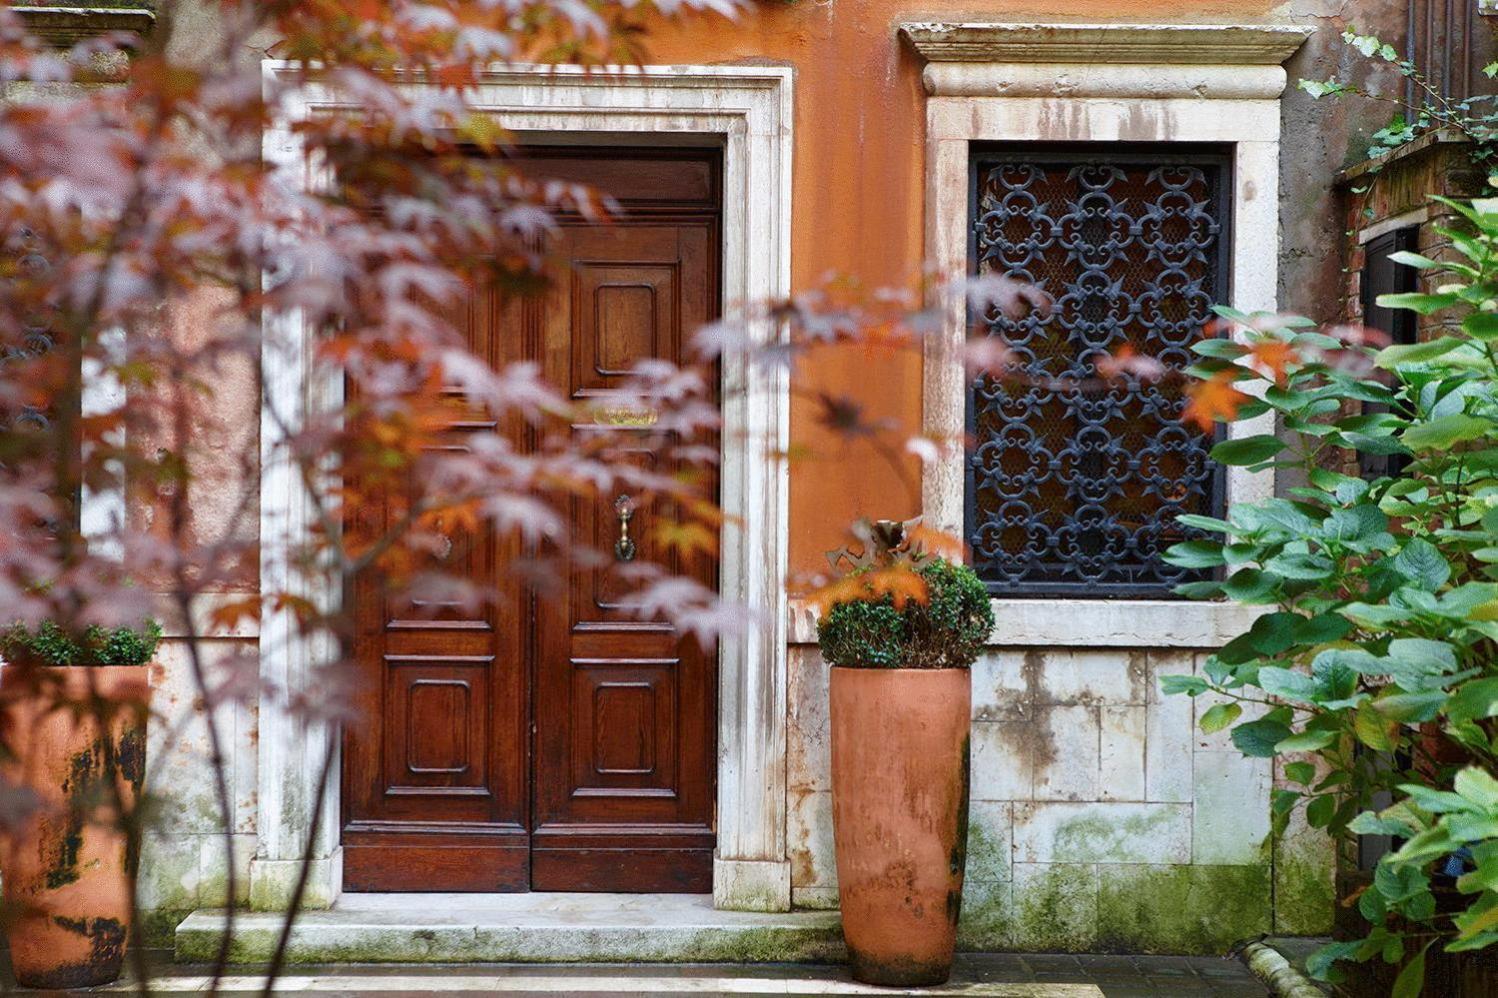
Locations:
965;145;1231;598
1358;226;1419;483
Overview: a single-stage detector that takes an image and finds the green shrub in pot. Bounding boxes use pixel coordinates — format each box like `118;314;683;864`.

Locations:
0;620;161;668
818;558;993;670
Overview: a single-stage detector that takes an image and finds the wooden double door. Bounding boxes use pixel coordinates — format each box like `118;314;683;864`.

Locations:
342;149;721;893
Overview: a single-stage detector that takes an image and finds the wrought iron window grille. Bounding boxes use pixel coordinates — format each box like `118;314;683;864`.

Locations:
966;145;1232;597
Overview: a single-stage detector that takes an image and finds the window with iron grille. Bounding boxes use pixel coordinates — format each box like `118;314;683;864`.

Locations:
966;146;1231;597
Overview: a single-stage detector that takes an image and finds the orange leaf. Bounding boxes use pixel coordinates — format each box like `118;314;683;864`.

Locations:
1246;340;1298;386
1182;372;1252;433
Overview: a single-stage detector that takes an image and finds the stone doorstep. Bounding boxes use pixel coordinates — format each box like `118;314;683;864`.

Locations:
175;892;847;966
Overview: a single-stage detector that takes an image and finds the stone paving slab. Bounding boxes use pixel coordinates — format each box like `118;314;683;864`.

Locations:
89;971;1103;996
28;955;1268;997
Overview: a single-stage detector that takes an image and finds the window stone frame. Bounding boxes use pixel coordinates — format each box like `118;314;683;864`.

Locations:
902;21;1310;647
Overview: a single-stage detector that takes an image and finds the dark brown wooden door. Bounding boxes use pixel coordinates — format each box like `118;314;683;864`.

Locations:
343;149;720;893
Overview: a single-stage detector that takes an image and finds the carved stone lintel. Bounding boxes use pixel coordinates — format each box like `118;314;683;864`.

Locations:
899;21;1312;68
13;6;156;49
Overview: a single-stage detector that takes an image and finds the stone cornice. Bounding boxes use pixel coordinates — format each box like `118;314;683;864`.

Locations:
13;6;155;48
899;21;1312;67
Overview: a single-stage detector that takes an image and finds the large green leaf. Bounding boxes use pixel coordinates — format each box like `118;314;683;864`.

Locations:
1191;338;1248;359
1162;540;1227;569
1375;336;1465;368
1464;311;1498;340
1324;505;1388;543
1222;568;1278;602
1265;552;1335;581
1294;612;1352;644
1251;500;1323;536
1306;940;1365;981
1391;943;1432;998
1383;638;1460;692
1373;690;1448;723
1354;702;1397;751
1176;513;1233;534
1375;291;1461;315
1210;434;1287;466
1283;761;1317;785
1446;677;1498;723
1199;702;1242;734
1159;674;1209;697
1403;413;1491;450
1231;718;1294;758
1454;767;1498;812
1392;537;1451;591
1258;666;1321;704
1277;729;1338;753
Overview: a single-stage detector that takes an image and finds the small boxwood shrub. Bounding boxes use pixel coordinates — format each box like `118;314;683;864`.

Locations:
817;558;993;669
0;620;161;667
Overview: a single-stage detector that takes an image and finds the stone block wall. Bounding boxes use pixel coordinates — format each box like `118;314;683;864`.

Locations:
136;635;259;943
787;643;1335;953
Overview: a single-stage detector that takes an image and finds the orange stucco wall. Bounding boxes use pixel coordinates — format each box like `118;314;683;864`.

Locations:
637;2;1295;577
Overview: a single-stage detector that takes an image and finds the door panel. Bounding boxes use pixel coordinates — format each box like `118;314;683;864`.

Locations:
531;217;718;893
343;286;532;892
344;148;720;893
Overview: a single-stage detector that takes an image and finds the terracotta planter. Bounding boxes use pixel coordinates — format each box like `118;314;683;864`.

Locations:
0;665;150;990
829;666;970;987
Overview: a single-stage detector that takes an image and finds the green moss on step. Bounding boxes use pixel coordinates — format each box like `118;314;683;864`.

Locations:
174;920;847;966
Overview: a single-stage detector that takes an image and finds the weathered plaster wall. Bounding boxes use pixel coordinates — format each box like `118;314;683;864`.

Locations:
788;643;1328;952
138;637;257;942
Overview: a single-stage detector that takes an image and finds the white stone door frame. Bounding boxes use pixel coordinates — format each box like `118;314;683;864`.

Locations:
256;63;795;912
902;21;1309;648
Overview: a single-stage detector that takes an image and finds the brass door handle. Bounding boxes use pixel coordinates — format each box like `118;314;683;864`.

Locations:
613;494;636;562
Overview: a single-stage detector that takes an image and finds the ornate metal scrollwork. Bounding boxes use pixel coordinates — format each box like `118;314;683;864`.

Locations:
967;152;1228;596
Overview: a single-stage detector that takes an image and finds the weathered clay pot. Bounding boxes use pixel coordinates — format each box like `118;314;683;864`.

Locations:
0;665;150;990
829;666;970;987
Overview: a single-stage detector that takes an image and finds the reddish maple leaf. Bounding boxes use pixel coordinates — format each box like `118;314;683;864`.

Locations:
1182;372;1252;433
1246;340;1298;386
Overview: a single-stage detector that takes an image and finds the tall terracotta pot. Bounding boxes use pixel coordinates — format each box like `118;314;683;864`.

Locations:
830;666;970;987
0;665;150;990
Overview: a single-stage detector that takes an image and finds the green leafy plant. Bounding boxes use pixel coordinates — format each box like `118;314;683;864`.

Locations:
0;619;161;667
818;554;993;670
1299;29;1498;170
1161;196;1498;993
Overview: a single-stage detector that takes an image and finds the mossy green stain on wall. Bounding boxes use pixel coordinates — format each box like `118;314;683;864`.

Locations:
952;862;1280;956
956;878;1012;951
1273;833;1336;935
1012;864;1098;951
1095;865;1272;955
1048;807;1178;864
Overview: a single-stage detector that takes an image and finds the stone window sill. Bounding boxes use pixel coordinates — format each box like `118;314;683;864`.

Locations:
788;597;1264;649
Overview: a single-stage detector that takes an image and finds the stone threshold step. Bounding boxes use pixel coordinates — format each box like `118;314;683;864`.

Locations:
91;969;1102;996
175;893;846;965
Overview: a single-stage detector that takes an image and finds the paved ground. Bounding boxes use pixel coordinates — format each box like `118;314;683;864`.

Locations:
17;953;1270;996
